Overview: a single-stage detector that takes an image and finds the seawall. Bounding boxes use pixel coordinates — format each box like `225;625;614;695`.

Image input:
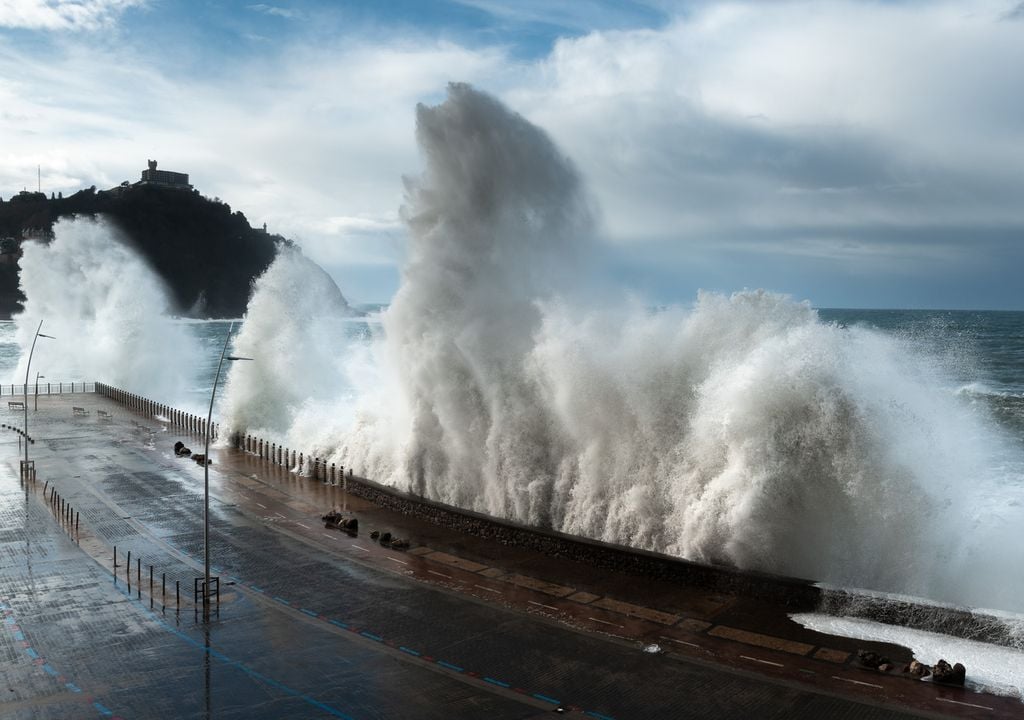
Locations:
94;382;1022;647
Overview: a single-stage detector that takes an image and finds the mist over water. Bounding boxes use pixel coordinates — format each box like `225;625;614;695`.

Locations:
9;216;199;403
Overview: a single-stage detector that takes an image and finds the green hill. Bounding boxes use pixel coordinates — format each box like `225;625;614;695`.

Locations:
0;183;285;319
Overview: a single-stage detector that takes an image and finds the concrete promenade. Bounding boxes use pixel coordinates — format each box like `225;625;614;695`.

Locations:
0;392;1017;718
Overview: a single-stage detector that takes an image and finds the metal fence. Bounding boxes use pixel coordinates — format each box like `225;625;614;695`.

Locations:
0;381;96;396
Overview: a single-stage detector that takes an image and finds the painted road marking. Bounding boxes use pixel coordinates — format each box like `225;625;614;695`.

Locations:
740;655;784;668
437;660;464;672
831;676;882;689
256;503;267;509
588;617;624;629
936;697;993;711
528;600;559;612
385;557;408;565
352;544;370;552
534;693;561;705
400;646;421;656
660;636;700;649
275;513;286;519
474;584;500;594
297;523;310;529
484;677;510;688
322;533;336;540
428;570;452;579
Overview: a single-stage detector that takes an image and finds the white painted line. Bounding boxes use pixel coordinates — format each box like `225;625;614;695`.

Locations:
659;636;701;649
936;698;993;711
740;655;784;668
256;503;267;509
275;513;286;519
831;676;883;690
474;584;500;594
588;617;624;629
428;570;452;579
322;533;334;539
528;600;559;612
297;523;310;529
352;544;370;552
386;557;408;565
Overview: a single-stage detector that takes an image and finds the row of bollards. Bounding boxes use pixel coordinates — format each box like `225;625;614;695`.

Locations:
96;382;220;440
113;545;189;613
236;432;355;486
44;482;79;540
97;383;360;490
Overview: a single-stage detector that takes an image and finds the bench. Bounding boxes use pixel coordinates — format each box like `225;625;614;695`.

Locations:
97;410;112;420
72;406;89;416
8;401;24;410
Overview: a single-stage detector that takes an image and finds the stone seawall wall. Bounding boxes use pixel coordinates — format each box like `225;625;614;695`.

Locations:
335;473;823;609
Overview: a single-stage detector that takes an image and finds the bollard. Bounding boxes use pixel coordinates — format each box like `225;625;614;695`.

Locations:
176;580;180;609
114;546;118;569
331;463;336;485
162;572;166;598
127;551;131;586
75;511;79;532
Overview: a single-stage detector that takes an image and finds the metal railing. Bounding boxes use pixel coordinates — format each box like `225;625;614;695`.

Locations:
0;381;95;396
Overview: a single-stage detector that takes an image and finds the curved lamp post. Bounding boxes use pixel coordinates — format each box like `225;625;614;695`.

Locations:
23;320;55;475
202;322;251;619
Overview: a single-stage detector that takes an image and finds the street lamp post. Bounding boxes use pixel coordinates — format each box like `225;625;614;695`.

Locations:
202;322;251;619
23;320;54;477
34;373;44;411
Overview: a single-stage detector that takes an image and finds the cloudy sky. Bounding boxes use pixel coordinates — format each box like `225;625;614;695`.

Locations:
2;0;1023;309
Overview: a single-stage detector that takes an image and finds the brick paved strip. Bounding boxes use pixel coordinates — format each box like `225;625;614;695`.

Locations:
425;551;488;573
708;626;814;656
504;574;575;598
591;598;680;626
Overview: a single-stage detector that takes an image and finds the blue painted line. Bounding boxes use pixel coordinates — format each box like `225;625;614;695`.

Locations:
329;619;349;629
14;631;24;641
250;585;263;592
43;663;58;676
484;677;510;688
4;616;15;625
273;596;290;605
399;646;421;656
360;631;383;642
26;647;38;659
93;701;114;716
152;608;354;719
437;660;464;672
585;712;617;720
533;694;561;705
66;682;82;693
301;608;319;618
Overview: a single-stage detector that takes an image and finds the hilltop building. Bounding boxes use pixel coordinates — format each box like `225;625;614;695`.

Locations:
138;159;192;189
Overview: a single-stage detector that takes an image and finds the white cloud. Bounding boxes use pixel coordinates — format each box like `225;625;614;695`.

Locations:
247;4;297;20
0;0;143;31
2;1;1024;306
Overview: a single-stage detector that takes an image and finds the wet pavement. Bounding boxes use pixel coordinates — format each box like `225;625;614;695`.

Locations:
1;392;1018;719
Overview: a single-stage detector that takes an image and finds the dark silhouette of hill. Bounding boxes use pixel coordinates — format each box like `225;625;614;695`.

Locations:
0;185;285;318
